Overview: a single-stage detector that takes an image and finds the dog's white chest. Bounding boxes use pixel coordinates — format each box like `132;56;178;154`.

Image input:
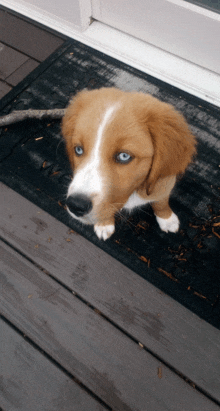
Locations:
123;191;151;211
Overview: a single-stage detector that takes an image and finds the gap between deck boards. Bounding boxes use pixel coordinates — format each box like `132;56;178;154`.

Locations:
1;182;220;410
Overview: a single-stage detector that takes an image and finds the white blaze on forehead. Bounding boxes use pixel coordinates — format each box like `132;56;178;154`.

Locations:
94;104;118;166
68;103;120;197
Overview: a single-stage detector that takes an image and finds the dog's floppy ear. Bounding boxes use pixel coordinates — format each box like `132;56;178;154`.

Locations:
62;89;90;138
143;97;196;195
62;90;90;168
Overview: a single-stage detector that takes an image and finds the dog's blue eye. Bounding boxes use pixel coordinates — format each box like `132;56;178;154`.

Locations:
116;152;132;163
75;146;84;156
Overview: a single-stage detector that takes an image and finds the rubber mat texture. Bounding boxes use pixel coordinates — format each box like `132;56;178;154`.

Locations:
0;40;220;328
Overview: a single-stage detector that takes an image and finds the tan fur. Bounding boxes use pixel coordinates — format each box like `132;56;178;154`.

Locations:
62;87;196;229
133;94;196;195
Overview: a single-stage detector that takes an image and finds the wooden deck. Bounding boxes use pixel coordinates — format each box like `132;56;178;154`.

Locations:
0;7;65;99
1;7;220;411
1;182;220;410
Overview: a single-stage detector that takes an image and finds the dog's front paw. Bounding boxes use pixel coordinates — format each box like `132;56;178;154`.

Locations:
156;212;180;233
94;224;115;240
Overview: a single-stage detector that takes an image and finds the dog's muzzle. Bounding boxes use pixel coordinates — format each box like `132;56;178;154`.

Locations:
66;194;93;217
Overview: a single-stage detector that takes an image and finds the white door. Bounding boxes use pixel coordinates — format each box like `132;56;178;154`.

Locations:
92;0;220;74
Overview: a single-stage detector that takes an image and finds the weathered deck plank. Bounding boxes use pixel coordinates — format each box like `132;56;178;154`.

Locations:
0;319;106;411
1;182;220;404
0;9;64;62
1;239;219;411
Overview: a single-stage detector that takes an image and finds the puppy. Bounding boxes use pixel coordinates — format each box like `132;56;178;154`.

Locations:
62;88;196;240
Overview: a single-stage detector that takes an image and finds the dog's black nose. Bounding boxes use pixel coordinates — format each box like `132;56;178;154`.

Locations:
66;194;93;217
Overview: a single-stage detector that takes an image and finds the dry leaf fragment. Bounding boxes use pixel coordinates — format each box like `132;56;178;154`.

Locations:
50;171;60;177
157;267;178;282
94;308;101;315
193;291;207;299
158;367;162;379
212;228;220;238
139;342;144;348
139;256;148;263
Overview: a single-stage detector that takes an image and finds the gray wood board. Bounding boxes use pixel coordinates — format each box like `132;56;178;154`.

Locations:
0;319;106;411
0;240;219;411
1;182;220;403
0;9;64;62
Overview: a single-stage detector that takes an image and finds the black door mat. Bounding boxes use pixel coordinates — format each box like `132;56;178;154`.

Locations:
0;39;220;328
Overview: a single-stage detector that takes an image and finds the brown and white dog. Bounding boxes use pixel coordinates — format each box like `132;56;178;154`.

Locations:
62;88;196;240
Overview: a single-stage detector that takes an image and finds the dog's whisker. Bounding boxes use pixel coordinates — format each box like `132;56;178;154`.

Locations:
55;137;65;157
136;207;152;218
108;205;137;230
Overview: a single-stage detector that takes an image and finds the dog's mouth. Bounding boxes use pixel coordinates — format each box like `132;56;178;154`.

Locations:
67;206;96;225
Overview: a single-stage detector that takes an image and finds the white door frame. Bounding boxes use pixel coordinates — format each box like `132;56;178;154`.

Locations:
91;0;220;75
0;0;92;31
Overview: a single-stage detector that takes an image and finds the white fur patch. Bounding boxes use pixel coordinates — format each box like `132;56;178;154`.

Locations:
68;104;119;199
94;224;115;240
123;191;152;211
156;212;180;233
